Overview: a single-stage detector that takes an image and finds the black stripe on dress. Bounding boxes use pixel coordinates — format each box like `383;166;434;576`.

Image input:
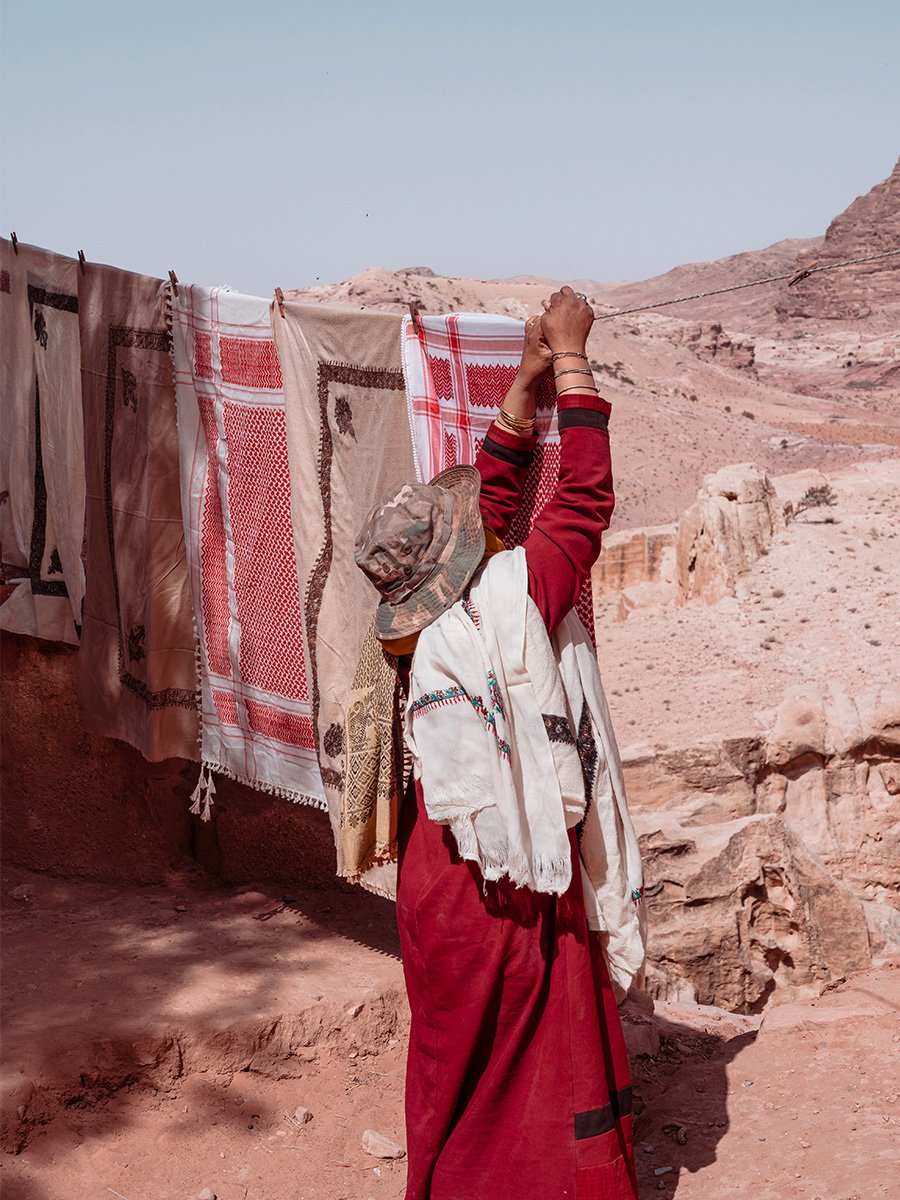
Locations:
558;407;610;433
483;434;534;468
574;1086;633;1140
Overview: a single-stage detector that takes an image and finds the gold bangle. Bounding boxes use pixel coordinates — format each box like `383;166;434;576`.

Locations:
497;407;535;434
550;351;589;362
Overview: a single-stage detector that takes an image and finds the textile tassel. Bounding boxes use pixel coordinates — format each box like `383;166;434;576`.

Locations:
189;763;216;821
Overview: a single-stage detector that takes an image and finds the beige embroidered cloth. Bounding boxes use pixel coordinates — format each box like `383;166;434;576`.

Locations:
274;303;416;894
341;625;405;881
0;239;84;644
76;265;199;761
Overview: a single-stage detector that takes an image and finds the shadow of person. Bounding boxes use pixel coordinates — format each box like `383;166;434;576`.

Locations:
627;1005;758;1196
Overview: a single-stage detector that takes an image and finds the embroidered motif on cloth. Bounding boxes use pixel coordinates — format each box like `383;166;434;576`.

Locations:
409;670;510;760
543;712;577;746
274;301;415;896
401;312;595;641
171;285;324;809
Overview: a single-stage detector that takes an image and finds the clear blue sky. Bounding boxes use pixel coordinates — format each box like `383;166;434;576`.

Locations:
1;0;897;295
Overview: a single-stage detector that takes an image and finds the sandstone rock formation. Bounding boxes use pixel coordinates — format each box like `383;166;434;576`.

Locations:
675;463;785;603
623;681;899;1011
594;524;677;620
776;156;900;327
637;813;871;1011
681;323;756;371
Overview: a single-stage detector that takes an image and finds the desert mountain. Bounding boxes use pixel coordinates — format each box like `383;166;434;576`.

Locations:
777;155;900;329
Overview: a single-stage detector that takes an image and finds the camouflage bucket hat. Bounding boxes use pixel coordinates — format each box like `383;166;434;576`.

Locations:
355;466;486;641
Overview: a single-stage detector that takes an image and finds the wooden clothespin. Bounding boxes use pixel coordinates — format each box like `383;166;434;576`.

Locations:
788;261;818;287
10;232;18;255
77;250;86;275
168;270;179;297
408;299;422;331
274;287;286;319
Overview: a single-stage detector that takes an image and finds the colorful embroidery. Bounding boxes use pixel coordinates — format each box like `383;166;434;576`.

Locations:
409;684;468;717
487;669;505;718
410;676;511;760
460;584;481;629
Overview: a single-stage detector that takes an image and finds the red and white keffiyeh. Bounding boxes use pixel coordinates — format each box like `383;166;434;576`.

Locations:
402;312;595;637
171;285;324;812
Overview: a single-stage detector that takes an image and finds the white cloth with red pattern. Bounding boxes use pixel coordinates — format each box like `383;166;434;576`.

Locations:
401;311;595;638
171;284;324;811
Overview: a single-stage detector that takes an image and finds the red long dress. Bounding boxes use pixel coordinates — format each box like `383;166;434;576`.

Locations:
396;394;638;1200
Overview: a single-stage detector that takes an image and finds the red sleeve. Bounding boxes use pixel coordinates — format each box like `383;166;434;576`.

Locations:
524;394;614;635
474;421;538;541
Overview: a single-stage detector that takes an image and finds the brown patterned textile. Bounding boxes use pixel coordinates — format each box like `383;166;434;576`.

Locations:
0;239;84;644
76;265;199;761
340;625;405;880
274;303;416;892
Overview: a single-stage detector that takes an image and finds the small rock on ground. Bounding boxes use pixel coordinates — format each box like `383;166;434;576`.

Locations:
361;1128;406;1159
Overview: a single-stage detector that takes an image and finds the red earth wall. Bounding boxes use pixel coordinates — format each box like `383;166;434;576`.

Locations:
0;632;345;890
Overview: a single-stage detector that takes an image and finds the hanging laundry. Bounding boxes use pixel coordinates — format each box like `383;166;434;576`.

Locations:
76;264;199;762
273;303;415;891
402;312;596;640
0;239;85;644
170;285;324;810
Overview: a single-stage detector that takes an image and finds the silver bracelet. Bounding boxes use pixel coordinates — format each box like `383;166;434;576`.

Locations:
556;384;600;397
550;350;589;362
554;367;594;379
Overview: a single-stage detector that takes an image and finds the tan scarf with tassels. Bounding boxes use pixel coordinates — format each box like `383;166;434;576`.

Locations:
339;527;505;881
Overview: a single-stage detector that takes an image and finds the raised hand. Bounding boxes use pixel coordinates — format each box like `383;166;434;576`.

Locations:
540;286;594;353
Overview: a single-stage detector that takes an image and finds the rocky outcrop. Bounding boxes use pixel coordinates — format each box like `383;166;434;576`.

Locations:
595;525;676;591
624;681;900;1010
758;683;900;903
776;157;900;325
637;813;871;1012
592;524;677;620
676;463;784;603
681;323;756;370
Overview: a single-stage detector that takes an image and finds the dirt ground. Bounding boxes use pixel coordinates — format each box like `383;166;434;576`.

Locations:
3;866;898;1200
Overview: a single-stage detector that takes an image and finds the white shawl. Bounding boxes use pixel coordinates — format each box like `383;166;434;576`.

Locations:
405;547;647;997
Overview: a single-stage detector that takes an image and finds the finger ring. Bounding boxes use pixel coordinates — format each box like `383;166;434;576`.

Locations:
576;292;587;301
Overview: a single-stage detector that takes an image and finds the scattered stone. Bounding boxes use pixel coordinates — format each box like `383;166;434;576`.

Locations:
654;1166;674;1176
293;1107;313;1125
197;1189;217;1200
10;885;32;902
346;1002;364;1017
175;904;187;913
361;1129;406;1159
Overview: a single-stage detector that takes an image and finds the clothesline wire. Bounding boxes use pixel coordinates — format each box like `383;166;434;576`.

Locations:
589;246;900;320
